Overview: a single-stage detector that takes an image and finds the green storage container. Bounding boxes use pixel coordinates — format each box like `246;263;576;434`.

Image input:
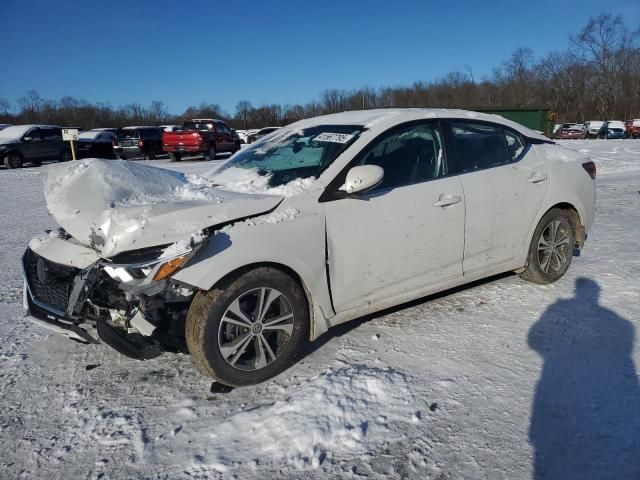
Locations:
475;107;553;137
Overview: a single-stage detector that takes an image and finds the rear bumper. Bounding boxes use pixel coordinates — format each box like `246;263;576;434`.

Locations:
114;146;143;158
163;144;204;153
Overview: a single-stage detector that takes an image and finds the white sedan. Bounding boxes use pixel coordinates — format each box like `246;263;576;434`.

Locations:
23;109;596;387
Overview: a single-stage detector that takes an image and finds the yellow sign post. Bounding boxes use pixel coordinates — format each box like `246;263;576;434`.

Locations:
62;128;79;160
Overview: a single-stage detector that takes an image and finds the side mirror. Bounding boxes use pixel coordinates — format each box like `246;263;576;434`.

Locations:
341;165;384;194
23;136;32;142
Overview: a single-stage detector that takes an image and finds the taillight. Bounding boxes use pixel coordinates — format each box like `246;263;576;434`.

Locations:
582;161;596;179
138;140;144;148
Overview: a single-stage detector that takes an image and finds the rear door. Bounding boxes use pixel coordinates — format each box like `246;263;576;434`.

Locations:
215;122;235;151
444;120;550;274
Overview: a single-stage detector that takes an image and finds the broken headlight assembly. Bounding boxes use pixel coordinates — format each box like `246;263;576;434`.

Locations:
99;237;207;294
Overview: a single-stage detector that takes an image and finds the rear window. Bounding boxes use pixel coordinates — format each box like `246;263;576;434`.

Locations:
183;122;213;131
117;129;140;139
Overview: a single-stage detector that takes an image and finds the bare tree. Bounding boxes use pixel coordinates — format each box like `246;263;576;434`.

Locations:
571;12;639;118
235;100;253;129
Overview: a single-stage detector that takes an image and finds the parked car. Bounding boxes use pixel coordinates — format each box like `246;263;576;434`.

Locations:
555;123;584;139
92;127;119;134
582;121;604;139
598;121;628;139
0;125;71;168
75;131;116;159
247;127;280;143
114;126;164;159
625;119;640;139
23;109;596;387
162;119;240;162
234;129;249;144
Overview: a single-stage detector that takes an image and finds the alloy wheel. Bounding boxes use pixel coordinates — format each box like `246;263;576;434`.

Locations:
537;220;571;273
218;287;295;371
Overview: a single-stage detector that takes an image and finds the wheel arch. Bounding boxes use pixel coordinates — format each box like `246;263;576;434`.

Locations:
199;261;325;341
541;202;584;248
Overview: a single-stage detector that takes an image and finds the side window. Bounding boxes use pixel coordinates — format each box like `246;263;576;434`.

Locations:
42;128;61;141
504;129;526;161
448;122;511;174
27;128;42;141
356;122;445;190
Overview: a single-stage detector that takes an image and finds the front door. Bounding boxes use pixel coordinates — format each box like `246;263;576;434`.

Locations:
323;121;465;313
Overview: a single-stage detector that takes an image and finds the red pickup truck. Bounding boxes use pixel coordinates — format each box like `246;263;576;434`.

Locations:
162;119;241;161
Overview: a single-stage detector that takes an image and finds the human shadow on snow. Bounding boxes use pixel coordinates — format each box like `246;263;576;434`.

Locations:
528;277;640;480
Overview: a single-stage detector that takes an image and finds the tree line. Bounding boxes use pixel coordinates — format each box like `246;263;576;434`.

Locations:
1;12;638;131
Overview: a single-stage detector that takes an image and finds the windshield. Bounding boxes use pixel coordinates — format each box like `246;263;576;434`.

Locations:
79;131;99;140
214;125;364;187
0;125;31;140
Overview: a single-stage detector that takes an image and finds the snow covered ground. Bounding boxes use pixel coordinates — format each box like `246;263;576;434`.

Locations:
0;140;639;479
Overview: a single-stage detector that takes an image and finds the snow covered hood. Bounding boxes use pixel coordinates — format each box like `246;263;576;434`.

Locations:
41;159;284;257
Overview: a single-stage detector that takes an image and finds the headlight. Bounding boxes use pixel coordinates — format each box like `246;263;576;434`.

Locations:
101;238;206;287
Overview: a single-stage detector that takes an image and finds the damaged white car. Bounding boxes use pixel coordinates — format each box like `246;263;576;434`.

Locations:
23;109;596;386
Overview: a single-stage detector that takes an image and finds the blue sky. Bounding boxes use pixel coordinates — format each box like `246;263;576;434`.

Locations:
1;0;638;115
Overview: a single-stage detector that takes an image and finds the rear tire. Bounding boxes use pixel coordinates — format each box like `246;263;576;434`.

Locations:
186;267;309;386
169;152;182;162
205;144;216;161
519;208;574;285
4;152;23;169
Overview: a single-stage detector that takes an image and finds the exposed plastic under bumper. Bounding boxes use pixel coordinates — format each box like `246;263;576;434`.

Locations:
24;281;163;360
25;312;98;344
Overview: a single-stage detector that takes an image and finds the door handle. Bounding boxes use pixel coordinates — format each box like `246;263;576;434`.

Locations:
433;194;462;208
528;172;548;184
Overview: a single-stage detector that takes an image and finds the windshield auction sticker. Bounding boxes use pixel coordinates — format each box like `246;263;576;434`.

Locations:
313;132;354;143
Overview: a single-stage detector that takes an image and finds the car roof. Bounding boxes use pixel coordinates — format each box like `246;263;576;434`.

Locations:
17;124;62;128
286;108;549;141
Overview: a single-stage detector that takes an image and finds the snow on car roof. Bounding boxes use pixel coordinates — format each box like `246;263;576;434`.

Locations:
286;108;548;141
0;124;60;139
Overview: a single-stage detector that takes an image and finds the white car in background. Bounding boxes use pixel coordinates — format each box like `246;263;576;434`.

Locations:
23;109;596;387
583;120;604;139
233;129;251;144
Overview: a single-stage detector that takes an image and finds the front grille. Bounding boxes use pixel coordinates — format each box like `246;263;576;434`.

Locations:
24;249;78;314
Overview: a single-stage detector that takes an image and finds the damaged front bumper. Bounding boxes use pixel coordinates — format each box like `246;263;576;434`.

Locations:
22;236;200;360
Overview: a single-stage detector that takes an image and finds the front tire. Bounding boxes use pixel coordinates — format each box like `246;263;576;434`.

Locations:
186;267;309;386
519;208;574;285
4;152;23;169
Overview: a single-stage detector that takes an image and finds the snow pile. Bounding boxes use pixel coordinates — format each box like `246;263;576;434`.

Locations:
202;365;418;469
243;207;299;226
27;229;61;250
206;166;316;197
160;231;204;258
